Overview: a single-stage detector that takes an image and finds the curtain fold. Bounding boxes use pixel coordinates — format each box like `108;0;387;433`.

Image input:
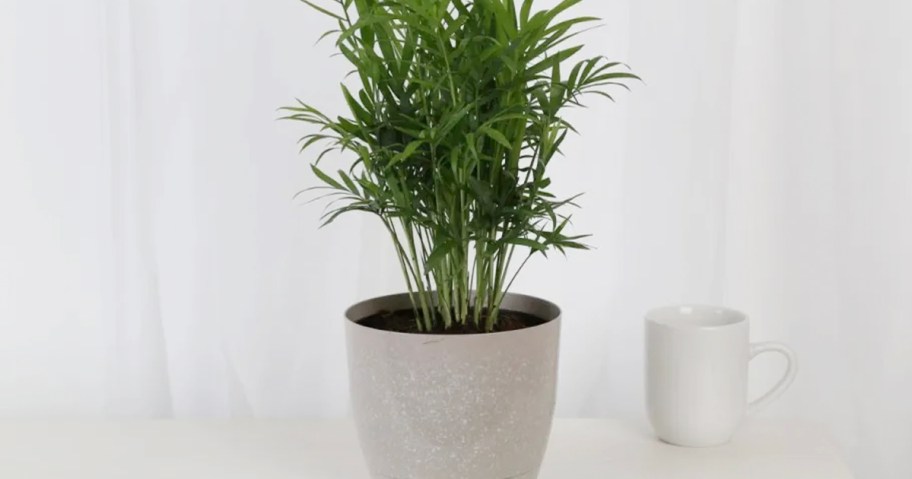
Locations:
102;0;174;417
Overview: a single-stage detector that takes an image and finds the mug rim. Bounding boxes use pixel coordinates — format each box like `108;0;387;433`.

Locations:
645;304;748;329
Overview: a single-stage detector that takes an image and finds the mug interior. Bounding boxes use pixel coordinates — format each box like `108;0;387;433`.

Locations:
646;304;746;328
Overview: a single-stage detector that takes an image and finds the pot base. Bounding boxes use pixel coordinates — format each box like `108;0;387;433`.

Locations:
368;467;540;479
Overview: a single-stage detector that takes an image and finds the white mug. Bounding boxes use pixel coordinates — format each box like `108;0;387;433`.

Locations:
645;305;798;447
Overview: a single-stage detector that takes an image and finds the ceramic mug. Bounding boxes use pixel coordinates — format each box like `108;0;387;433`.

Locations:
645;305;797;447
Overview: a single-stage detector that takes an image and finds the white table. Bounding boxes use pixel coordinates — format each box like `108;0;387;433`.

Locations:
0;418;853;478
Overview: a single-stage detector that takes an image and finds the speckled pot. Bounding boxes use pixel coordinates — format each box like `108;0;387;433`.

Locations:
345;292;561;479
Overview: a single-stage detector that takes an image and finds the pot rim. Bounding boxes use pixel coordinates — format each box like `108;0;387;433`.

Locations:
344;291;561;337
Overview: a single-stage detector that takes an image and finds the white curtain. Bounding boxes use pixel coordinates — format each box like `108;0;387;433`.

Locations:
1;0;909;477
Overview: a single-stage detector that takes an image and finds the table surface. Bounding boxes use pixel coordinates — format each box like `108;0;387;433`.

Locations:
0;418;854;478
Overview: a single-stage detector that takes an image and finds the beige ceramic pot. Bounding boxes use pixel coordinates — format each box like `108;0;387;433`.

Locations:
345;292;561;479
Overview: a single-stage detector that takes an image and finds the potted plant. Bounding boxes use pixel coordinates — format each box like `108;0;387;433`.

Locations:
283;0;636;477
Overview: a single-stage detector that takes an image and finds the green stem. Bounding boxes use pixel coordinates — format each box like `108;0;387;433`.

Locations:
382;219;423;331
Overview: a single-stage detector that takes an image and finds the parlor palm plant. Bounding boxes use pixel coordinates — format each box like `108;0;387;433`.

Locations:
284;0;637;333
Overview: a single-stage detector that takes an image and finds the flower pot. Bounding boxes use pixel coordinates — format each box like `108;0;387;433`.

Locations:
345;292;562;479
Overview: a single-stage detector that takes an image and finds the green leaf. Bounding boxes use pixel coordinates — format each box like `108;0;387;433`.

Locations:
527;45;583;76
479;126;513;150
320;204;371;228
389;140;424;166
311;165;344;191
299;0;345;21
337;169;360;194
507;237;546;251
520;0;534;27
425;239;456;270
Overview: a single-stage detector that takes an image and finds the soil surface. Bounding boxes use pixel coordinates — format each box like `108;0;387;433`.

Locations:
357;308;546;334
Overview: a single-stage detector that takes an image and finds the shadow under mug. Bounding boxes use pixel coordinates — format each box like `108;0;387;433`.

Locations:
645;305;798;447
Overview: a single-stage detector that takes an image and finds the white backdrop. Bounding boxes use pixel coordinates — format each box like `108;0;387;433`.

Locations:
1;0;910;477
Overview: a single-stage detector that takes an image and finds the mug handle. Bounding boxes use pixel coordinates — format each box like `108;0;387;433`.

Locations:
747;342;798;414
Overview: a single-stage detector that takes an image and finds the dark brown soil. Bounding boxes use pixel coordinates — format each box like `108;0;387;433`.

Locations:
358;308;546;334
